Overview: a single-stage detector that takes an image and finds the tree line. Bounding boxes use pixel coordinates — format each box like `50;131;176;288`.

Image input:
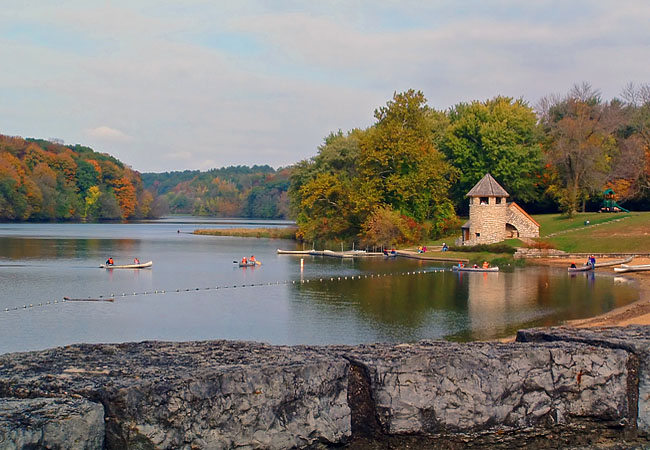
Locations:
290;83;650;247
0;135;154;221
141;166;290;219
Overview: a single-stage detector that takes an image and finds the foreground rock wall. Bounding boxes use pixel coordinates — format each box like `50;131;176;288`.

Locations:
0;326;648;449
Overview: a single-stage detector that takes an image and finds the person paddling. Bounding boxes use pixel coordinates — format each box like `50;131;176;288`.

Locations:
106;257;114;266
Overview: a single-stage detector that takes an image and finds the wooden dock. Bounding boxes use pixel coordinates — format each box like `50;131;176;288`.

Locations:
277;249;384;258
277;248;465;261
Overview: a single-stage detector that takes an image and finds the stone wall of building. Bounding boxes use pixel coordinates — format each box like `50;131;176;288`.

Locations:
506;202;540;238
466;196;508;245
1;327;649;449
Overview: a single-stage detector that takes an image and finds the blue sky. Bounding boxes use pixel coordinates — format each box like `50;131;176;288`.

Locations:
1;1;649;172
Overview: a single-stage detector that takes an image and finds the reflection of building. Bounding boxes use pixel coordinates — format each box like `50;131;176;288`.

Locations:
458;174;539;246
466;271;538;339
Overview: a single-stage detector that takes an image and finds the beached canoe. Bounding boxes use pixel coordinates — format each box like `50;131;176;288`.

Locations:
594;256;634;268
568;264;593;272
452;266;499;272
100;261;153;269
613;264;650;273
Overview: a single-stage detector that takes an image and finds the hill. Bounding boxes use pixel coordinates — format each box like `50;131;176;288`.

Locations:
141;166;291;219
0;134;154;220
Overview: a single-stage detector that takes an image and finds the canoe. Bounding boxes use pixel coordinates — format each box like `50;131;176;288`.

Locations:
238;262;258;267
452;266;499;272
277;249;312;254
594;256;634;268
613;264;650;273
568;265;593;272
100;261;153;269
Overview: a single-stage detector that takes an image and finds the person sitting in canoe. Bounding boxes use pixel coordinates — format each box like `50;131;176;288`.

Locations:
105;257;114;266
134;257;140;264
472;263;479;268
570;262;577;269
458;261;464;268
241;257;247;265
482;261;489;269
250;255;256;263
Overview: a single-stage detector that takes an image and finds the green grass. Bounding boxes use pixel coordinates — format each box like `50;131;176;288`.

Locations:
540;212;650;253
531;212;633;237
194;227;297;239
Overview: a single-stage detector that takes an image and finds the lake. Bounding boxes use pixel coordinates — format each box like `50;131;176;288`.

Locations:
0;219;640;354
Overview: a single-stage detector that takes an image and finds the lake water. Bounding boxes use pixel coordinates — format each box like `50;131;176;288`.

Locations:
0;219;640;354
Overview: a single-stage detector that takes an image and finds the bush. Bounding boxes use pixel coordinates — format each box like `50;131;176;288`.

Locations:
449;243;517;254
525;240;556;250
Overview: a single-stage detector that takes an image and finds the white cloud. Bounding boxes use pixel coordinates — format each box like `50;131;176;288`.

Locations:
1;1;649;172
85;126;132;142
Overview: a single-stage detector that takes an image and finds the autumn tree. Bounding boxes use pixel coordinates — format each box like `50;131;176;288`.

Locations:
538;84;623;215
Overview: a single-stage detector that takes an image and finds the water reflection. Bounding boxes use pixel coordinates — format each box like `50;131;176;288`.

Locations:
0;222;641;354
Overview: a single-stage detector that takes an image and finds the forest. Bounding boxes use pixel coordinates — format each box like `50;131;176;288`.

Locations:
0;135;155;221
141;166;290;219
289;83;650;247
2;82;649;238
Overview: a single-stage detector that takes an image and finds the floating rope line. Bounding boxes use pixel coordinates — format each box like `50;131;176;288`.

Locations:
3;268;451;313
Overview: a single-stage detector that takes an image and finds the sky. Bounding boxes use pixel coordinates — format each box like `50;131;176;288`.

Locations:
1;1;649;173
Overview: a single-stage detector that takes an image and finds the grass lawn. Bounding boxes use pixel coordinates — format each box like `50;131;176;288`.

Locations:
531;212;635;237
538;212;650;253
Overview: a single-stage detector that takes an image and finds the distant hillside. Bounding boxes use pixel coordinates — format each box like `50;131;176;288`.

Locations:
141;165;291;219
0;134;155;221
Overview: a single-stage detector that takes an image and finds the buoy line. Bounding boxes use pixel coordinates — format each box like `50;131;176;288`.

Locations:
3;268;451;313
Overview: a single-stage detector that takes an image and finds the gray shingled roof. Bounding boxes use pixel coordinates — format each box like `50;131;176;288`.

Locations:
466;173;509;197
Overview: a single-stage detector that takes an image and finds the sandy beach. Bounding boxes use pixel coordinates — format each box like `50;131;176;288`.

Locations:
531;256;650;328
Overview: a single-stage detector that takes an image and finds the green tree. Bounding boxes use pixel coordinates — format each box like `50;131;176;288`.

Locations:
359;89;457;226
440;96;542;209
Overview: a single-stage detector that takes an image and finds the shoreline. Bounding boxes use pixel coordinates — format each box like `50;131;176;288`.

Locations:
530;256;650;328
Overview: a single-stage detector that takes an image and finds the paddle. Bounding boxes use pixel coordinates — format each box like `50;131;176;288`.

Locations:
255;260;261;265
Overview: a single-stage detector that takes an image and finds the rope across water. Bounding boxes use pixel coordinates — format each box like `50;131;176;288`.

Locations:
3;268;452;313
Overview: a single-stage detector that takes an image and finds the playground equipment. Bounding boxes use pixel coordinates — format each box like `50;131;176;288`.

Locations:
600;188;629;213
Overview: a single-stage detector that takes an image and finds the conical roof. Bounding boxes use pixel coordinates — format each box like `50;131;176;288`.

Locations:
466;173;509;197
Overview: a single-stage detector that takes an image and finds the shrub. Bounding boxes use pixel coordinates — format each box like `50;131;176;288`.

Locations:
448;243;517;254
525;240;556;250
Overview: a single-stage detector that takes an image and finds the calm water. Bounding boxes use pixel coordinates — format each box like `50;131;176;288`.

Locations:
0;219;640;354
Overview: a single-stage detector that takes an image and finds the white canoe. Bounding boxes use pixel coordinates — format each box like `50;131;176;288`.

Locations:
100;261;153;269
452;266;499;272
594;256;634;268
613;264;650;273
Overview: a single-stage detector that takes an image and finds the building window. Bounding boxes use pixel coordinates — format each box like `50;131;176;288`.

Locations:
496;197;502;204
476;233;480;238
480;197;489;205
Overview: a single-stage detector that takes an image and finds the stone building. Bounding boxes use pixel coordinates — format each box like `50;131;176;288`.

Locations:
458;173;539;246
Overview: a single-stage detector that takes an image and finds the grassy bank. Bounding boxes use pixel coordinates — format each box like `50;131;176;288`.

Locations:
533;212;650;253
194;227;297;239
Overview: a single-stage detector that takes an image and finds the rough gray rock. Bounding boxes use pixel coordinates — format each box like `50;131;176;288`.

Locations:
0;397;104;450
0;335;648;449
0;340;350;449
517;325;650;436
344;341;633;436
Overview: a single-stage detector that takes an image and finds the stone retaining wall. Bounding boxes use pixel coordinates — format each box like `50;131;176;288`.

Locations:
1;327;649;449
